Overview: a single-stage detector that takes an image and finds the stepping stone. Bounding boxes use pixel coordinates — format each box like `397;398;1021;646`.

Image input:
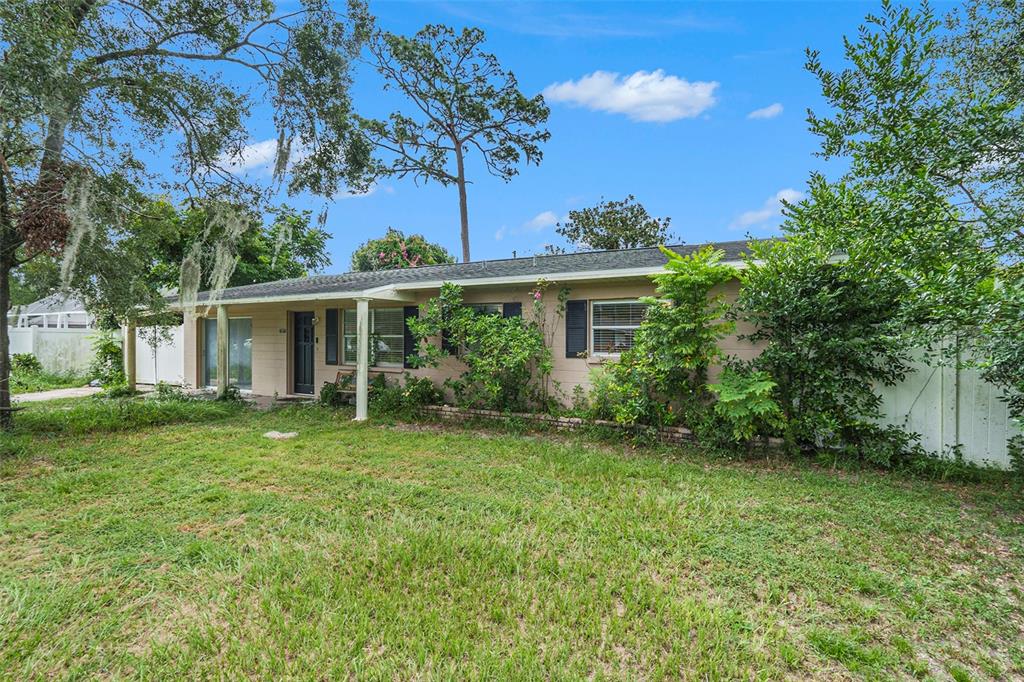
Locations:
263;431;298;440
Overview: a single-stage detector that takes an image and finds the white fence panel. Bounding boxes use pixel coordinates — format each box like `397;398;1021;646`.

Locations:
134;325;184;385
8;328;34;357
9;327;96;374
879;359;1020;469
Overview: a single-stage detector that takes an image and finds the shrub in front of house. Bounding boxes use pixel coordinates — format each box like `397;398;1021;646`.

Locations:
583;246;747;442
736;237;915;463
369;373;444;417
12;353;43;375
89;330;124;386
409;283;552;413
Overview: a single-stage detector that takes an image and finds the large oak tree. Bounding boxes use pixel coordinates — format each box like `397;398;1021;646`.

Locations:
0;0;376;426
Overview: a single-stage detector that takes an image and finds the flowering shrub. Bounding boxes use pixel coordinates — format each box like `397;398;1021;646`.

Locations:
350;228;455;271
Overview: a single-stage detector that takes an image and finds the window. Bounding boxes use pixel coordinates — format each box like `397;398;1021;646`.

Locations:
468;303;502;316
202;317;252;389
325;309;338;365
342;308;405;367
591;300;646;355
342;309;356;365
371;308;404;366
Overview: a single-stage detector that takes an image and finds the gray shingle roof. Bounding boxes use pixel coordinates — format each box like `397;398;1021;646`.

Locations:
17;293;85;314
191;239;766;304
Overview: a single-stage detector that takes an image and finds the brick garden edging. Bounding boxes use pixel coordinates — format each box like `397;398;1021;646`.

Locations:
420;405;696;445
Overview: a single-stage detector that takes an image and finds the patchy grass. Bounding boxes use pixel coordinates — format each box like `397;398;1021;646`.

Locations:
0;405;1021;679
8;395;245;437
10;370;89;395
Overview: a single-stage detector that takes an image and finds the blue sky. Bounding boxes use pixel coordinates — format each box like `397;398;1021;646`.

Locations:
230;1;935;271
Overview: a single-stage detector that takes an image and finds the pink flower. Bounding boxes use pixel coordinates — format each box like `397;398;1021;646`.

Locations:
533;291;542;300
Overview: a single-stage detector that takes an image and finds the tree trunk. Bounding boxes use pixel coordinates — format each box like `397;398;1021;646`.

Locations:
454;146;470;262
0;259;11;431
0;167;14;431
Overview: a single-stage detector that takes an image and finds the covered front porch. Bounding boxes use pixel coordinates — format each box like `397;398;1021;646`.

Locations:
171;286;423;420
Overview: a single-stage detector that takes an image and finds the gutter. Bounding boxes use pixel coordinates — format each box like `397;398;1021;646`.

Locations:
171;258;751;309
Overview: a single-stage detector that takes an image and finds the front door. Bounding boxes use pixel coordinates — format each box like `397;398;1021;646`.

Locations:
293;311;315;394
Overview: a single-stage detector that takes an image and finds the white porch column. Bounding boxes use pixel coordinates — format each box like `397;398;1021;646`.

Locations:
355;297;370;421
216;305;229;398
124;321;136;392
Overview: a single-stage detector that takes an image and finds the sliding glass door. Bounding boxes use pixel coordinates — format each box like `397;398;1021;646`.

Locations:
203;318;252;390
228;318;252;389
203;318;217;388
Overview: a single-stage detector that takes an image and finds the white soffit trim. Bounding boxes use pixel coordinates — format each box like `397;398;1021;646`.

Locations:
183;259;750;307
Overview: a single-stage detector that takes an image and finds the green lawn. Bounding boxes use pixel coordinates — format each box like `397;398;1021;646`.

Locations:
10;370;89;395
1;403;1022;679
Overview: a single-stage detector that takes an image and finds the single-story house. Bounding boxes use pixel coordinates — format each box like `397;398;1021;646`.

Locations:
172;240;765;419
12;293;96;329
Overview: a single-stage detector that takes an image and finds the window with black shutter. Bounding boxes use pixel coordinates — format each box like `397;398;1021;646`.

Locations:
502;302;522;318
565;299;587;358
591;300;646;355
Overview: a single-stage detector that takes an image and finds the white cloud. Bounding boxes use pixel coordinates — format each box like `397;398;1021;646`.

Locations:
747;103;783;120
221;139;279;173
730;188;804;230
543;70;719;122
524;210;559;231
220;137;312;175
494;210;564;242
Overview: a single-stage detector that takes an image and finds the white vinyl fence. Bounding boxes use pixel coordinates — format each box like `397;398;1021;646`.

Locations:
879;360;1020;469
133;324;184;386
8;323;184;386
9;327;96;374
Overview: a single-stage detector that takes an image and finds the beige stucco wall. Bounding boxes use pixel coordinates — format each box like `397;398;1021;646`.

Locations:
182;276;762;402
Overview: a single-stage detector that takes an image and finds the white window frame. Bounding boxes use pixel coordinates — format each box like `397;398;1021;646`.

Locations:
202;316;253;389
341;307;404;368
590;299;645;357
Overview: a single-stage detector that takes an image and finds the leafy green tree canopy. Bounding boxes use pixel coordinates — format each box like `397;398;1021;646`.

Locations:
360;24;550;262
555;195;674;252
800;0;1023;433
350;227;454;272
0;0;376;424
135;201;331;290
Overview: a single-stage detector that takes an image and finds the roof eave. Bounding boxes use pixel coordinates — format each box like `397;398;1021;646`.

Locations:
172;259;751;309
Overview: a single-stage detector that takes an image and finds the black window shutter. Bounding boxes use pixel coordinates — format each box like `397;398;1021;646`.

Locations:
403;306;419;368
565;300;587;358
502;302;522;318
325;308;338;365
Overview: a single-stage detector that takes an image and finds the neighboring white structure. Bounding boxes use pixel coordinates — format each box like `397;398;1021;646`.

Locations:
12;293;95;329
9;326;97;374
9;293;184;383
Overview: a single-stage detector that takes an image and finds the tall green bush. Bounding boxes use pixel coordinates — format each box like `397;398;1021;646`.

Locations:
409;283;552;412
88;330;124;387
585;246;737;429
736;235;914;460
642;246;737;396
